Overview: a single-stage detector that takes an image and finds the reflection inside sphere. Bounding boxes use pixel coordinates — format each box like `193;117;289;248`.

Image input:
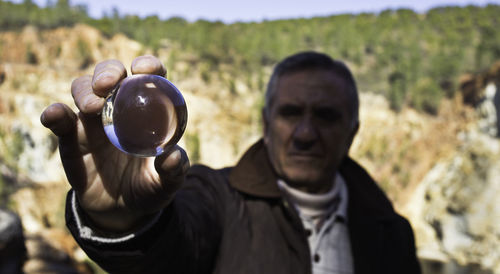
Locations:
102;74;187;157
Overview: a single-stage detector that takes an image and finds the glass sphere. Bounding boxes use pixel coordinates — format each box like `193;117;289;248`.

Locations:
102;74;187;157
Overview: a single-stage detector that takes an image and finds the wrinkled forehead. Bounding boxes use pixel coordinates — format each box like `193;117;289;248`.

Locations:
273;69;352;106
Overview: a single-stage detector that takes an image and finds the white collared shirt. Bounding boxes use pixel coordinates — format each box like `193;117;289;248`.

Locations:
278;173;353;274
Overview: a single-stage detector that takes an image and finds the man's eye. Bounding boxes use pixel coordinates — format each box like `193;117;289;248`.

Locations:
315;108;341;122
278;106;302;117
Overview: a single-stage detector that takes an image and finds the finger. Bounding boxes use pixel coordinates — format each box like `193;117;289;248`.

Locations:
131;55;167;77
72;75;105;115
92;59;127;97
72;76;113;152
40;103;77;137
154;145;189;190
77;112;109;153
61;113;113;192
41;103;87;191
59;122;87;193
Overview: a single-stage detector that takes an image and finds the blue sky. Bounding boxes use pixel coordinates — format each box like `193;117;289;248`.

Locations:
9;0;500;22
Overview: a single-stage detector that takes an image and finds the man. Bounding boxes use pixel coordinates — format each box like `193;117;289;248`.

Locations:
40;52;420;274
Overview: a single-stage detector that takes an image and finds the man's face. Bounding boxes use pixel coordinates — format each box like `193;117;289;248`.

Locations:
263;69;358;193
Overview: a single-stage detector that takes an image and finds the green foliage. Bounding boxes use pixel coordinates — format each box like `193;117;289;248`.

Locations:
476;24;500;69
388;72;407;112
0;128;25;207
0;174;17;209
0;0;88;30
54;44;62;57
2;129;25;168
0;175;5;207
200;64;212;83
228;79;237;95
76;38;93;69
409;78;443;115
25;43;38;64
185;132;201;163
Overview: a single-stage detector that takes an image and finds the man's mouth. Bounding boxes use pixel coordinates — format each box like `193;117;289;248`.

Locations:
287;153;323;162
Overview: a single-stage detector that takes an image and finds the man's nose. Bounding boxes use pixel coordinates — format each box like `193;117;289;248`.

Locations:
292;117;318;150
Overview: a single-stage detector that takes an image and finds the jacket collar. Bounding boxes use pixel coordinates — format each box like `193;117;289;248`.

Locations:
228;139;396;219
228;139;282;198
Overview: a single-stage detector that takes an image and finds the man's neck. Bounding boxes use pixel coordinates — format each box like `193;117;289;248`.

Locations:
285;177;335;194
277;173;344;223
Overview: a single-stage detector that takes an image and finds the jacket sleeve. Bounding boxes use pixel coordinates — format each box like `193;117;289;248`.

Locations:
402;218;421;274
65;166;225;274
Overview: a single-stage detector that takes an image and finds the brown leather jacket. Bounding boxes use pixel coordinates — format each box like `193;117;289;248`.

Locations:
67;140;421;274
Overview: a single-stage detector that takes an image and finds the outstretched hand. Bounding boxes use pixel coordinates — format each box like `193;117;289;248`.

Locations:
40;55;189;232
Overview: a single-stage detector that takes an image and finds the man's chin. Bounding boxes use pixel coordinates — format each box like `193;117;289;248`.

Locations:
280;169;332;192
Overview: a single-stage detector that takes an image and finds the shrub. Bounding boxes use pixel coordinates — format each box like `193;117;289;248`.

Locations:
409;77;443;115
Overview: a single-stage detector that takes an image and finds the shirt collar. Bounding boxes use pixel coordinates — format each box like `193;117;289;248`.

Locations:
277;173;349;222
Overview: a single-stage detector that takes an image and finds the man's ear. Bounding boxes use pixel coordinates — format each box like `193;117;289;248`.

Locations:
346;120;359;152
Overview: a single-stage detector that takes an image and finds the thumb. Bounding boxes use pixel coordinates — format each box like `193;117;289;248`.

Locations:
154;145;190;193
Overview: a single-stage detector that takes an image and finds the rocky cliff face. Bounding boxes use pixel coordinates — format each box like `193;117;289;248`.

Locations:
403;71;500;273
351;67;500;273
1;24;499;273
405;128;500;272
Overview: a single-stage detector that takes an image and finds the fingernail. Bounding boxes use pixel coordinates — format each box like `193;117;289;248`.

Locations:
165;150;181;167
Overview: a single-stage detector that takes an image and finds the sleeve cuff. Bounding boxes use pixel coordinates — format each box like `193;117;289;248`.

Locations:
70;191;163;244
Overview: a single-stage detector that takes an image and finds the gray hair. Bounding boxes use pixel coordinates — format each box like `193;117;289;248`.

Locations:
264;51;359;128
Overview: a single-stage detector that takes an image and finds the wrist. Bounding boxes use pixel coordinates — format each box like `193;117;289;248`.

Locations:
71;192;163;234
85;210;159;235
70;191;165;242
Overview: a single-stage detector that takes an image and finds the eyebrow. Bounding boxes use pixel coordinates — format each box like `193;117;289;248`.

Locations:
313;106;342;118
277;104;303;113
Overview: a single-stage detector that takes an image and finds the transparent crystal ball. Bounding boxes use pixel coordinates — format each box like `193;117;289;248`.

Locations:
102;74;187;157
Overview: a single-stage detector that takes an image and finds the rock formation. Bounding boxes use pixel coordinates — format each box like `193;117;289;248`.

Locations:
403;65;500;273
